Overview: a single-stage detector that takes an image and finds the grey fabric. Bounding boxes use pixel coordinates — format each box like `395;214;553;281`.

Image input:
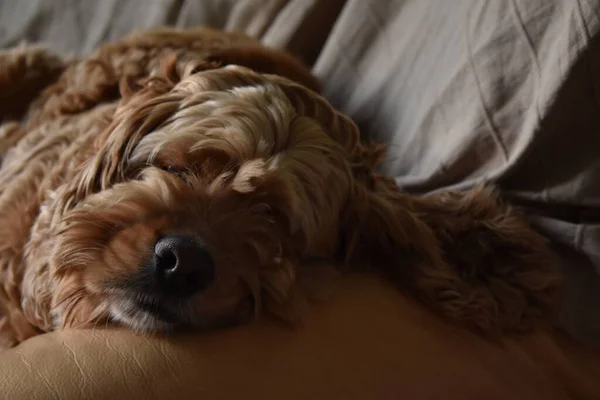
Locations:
0;0;288;55
0;0;338;61
315;0;600;194
1;0;600;347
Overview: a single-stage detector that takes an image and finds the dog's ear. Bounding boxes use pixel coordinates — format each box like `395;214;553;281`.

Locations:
413;187;562;332
205;45;321;93
0;45;67;122
340;175;444;273
341;178;562;334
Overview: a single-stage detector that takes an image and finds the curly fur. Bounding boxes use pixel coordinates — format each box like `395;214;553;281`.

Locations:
0;27;561;348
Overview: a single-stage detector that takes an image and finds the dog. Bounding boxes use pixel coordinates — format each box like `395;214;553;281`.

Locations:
0;27;561;348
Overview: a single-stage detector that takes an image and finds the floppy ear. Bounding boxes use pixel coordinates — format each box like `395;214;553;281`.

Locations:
0;45;67;122
341;176;562;334
205;45;321;93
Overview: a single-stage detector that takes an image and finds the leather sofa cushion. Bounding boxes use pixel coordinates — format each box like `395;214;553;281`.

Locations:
1;274;599;399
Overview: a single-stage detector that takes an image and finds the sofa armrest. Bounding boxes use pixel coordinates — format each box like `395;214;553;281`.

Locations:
1;274;599;400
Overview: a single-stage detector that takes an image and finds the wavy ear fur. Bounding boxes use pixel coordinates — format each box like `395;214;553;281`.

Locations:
342;176;562;334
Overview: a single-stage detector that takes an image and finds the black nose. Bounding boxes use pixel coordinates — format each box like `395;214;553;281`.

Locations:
153;234;215;297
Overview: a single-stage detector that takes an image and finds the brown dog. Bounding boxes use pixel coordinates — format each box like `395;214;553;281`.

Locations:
0;27;561;348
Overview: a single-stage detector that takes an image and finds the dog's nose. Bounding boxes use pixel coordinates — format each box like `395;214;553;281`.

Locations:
153;234;215;297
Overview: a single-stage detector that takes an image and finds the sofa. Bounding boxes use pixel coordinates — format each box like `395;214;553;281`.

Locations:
1;1;600;398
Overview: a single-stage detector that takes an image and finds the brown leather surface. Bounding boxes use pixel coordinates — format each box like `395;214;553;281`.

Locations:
1;274;599;400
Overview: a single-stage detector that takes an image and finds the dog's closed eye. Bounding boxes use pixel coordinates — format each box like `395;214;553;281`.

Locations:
158;165;192;185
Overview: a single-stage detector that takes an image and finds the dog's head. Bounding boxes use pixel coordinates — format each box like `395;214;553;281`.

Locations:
45;58;362;333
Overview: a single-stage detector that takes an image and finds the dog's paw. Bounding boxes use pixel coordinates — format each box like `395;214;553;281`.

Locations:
416;186;562;333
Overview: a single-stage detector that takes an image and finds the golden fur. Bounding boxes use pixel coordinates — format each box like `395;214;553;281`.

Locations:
0;27;561;348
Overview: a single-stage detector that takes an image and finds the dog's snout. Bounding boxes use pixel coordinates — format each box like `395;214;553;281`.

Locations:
153;234;215;297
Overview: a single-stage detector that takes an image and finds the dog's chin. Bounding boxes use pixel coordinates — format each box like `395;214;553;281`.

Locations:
109;299;179;333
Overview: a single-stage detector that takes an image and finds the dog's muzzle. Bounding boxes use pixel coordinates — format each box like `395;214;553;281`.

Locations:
111;233;216;326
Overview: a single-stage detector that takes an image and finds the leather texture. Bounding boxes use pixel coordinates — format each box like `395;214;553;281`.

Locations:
1;274;599;399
